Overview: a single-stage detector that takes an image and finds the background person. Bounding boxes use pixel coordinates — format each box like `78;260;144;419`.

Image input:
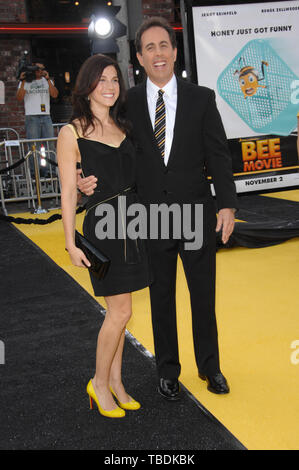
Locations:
16;61;58;176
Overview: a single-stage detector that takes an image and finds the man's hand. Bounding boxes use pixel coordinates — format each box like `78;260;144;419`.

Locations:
43;69;50;80
216;208;235;244
76;169;98;196
16;73;27;101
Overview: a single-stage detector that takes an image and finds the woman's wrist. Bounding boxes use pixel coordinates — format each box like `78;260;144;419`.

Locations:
65;241;76;252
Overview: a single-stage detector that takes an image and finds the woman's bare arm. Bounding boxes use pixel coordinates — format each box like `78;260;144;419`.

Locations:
57;125;90;267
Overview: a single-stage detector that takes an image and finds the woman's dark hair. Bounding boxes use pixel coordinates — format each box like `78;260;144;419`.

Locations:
135;17;177;54
70;54;130;137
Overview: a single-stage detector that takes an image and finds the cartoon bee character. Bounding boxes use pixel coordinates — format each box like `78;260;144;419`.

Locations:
234;57;269;99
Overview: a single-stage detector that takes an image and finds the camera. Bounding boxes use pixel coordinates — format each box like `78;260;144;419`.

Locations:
16;51;40;83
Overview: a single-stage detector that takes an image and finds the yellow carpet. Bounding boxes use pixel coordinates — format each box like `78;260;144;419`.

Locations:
12;206;299;450
261;189;299;202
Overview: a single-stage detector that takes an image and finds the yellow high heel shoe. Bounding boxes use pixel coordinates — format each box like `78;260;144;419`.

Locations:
86;380;125;418
110;386;141;411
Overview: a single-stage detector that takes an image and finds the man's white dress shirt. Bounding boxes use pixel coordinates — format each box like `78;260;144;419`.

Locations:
146;74;177;165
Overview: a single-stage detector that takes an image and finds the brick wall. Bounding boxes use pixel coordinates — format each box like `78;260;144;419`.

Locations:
0;0;27;22
142;0;175;22
0;0;29;138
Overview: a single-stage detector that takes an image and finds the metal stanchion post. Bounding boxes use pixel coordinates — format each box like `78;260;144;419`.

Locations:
0;135;60;212
24;149;36;211
32;143;48;214
0;141;8;215
0;174;8;216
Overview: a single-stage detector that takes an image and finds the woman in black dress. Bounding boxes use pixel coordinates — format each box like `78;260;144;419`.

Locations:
57;54;152;418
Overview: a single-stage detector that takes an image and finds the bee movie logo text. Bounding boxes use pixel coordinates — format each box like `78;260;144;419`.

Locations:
241;138;282;172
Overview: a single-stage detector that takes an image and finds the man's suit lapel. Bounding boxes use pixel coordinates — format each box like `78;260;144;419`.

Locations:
139;80;153;140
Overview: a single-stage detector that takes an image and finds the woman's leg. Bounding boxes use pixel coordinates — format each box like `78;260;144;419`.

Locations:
109;328;131;403
92;292;132;410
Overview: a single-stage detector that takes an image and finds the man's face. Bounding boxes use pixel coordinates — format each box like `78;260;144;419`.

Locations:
34;63;45;79
137;26;177;87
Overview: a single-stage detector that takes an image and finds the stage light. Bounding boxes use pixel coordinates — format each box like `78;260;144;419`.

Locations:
40;145;46;167
64;71;70;83
88;7;126;54
94;17;113;38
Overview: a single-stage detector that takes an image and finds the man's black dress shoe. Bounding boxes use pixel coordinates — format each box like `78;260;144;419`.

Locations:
158;378;181;401
198;372;230;394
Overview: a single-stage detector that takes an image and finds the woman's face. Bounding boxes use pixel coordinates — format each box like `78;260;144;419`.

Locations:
89;65;120;109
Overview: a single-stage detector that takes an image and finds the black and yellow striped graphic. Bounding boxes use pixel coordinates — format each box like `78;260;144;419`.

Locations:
154;89;166;158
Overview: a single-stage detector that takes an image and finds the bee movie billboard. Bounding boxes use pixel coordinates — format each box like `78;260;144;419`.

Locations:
192;1;299;193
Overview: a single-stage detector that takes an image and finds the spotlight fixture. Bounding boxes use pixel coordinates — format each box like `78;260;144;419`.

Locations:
88;7;126;54
64;71;70;83
94;17;113;39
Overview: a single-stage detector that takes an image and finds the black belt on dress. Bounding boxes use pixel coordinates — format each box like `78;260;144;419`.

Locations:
85;185;136;215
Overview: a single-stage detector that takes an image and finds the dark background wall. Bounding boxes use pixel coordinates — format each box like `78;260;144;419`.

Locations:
0;0;179;137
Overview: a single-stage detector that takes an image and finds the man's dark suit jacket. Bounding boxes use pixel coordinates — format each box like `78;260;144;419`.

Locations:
126;77;238;378
127;77;238;212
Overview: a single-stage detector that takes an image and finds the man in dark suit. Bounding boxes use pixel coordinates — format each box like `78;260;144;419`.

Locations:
78;17;238;400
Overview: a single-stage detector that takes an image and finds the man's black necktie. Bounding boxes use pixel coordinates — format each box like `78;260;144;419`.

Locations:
154;89;166;159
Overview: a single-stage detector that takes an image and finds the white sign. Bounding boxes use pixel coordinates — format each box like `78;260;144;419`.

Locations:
192;1;299;139
210;172;299;195
5;140;20;147
0;81;4;104
0;340;4;365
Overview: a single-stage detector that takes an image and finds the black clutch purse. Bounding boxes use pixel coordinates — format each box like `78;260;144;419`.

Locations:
75;230;110;280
